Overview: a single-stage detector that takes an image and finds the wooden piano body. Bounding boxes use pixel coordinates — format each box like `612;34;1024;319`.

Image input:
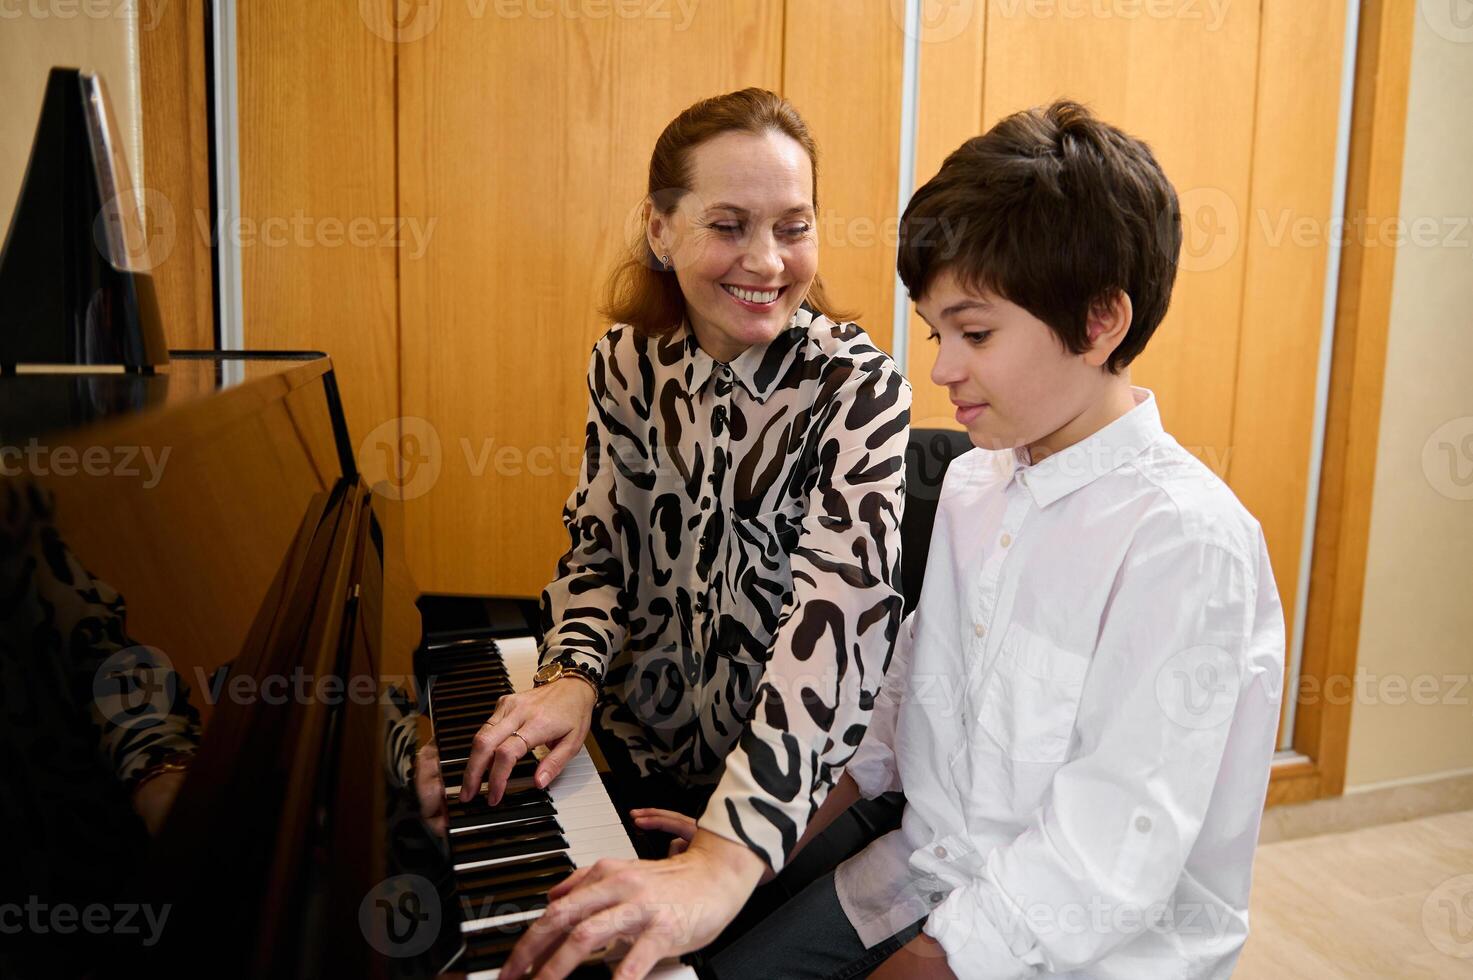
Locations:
0;353;692;979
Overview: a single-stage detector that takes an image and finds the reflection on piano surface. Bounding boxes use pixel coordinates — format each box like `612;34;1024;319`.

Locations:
0;353;699;978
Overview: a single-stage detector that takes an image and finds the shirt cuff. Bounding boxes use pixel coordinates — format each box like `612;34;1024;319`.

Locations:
536;644;608;686
845;737;900;799
924;883;1037;980
695;746;805;874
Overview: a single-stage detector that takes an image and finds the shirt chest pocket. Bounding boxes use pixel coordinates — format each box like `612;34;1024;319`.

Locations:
976;624;1089;765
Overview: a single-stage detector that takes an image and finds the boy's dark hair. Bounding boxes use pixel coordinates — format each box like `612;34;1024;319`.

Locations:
897;101;1181;373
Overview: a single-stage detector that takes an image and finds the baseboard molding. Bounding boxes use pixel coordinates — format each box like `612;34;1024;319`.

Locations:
1259;769;1473;844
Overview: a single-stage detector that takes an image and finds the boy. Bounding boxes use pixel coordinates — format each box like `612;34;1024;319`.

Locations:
706;101;1285;978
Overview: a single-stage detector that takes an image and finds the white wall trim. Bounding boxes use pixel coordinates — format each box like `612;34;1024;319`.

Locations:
212;0;245;359
890;0;922;372
1281;0;1364;749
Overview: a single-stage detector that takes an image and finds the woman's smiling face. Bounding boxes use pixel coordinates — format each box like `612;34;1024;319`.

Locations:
647;129;819;363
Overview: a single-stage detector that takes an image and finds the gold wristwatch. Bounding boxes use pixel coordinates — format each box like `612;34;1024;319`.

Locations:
532;658;600;694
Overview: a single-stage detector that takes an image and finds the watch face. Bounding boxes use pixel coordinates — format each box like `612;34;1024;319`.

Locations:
534;663;560;683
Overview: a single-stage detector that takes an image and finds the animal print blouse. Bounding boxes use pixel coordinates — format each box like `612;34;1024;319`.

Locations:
538;307;911;871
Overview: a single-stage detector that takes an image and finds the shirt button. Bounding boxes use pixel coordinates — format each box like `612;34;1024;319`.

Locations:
973;623;986;638
1000;533;1012;548
933;845;947;859
930;892;944;904
1135;815;1152;833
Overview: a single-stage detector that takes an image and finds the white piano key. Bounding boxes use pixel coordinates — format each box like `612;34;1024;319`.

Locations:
438;632;696;978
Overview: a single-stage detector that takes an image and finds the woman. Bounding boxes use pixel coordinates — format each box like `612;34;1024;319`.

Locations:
458;88;911;978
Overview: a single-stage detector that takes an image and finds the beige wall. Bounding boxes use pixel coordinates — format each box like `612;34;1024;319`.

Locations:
1345;8;1473;789
0;3;143;236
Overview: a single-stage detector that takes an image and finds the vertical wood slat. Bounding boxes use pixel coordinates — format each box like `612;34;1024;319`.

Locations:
905;0;988;429
236;0;400;453
139;0;215;351
781;0;908;354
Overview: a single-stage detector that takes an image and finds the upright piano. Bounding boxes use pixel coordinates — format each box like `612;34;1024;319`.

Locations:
0;69;695;980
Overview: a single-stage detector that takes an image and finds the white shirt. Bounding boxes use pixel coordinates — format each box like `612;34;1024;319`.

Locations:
836;388;1285;979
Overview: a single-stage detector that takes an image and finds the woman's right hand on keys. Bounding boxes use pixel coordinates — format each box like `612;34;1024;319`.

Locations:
459;676;598;806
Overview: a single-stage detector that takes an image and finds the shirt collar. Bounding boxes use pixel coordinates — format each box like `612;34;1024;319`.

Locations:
671;307;814;403
1010;387;1164;508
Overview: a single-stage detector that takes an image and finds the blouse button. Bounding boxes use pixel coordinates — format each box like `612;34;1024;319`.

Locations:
973;623;986;638
933;845;947;859
1000;533;1012;548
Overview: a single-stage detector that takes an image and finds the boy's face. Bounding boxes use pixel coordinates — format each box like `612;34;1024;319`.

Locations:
918;268;1126;457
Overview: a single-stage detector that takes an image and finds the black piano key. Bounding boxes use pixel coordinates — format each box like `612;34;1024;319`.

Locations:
424;639;507;656
456;872;571;907
429;665;505;681
458;884;553;921
431;692;511;714
458;926;527;972
433;700;507;720
452;829;569;866
429;672;508;689
430;666;508;684
454;853;573;896
430;704;506;725
448;800;557;832
432;710;504;732
441;756;537;786
432;680;513;698
460;927;608;978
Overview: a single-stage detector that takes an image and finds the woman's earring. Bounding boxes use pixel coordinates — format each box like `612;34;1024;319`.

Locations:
661;253;672;271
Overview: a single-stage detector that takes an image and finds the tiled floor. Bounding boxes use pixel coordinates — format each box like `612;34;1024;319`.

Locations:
1237;809;1473;977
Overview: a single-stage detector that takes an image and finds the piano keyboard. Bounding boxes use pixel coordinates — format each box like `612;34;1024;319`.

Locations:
426;634;696;980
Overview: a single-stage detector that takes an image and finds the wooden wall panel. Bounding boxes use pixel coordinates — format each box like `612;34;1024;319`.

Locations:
1233;0;1349;743
139;0;214;350
398;2;784;596
782;0;907;352
237;0;400;451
